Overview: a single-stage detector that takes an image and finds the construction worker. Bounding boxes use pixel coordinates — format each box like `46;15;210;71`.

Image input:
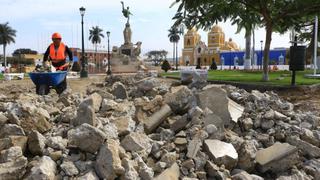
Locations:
43;32;73;94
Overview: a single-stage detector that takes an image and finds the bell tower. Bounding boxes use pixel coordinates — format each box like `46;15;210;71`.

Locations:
208;25;225;49
182;28;201;65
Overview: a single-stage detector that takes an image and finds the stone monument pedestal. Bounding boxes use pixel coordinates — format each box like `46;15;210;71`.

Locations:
120;44;134;57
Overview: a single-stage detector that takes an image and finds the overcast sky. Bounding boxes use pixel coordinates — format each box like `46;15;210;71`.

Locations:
0;0;292;57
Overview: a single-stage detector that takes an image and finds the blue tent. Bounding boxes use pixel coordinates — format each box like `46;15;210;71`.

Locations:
220;49;286;65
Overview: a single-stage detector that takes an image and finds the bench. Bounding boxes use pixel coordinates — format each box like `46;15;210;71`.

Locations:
4;73;25;81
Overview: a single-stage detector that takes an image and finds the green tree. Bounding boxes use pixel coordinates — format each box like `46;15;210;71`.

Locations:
168;27;181;70
145;50;168;66
172;0;320;81
295;17;320;63
0;22;16;67
161;59;171;72
12;48;37;56
89;26;104;70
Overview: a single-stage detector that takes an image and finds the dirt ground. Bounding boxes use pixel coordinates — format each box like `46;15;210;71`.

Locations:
277;86;320;116
0;75;106;96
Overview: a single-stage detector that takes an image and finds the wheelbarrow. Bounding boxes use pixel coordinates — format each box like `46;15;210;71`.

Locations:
29;71;68;95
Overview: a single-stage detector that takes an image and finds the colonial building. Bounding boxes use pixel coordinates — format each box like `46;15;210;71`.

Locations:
182;25;240;66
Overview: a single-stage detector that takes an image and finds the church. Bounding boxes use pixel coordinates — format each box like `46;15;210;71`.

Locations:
182;25;240;66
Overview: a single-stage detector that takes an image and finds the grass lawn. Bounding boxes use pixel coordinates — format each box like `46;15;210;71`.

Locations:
162;70;320;86
0;73;3;80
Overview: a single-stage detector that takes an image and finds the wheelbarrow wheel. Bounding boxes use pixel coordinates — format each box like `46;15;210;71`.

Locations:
36;84;50;95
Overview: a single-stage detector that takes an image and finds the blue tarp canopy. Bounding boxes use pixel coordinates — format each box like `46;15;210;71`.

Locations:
220;49;286;65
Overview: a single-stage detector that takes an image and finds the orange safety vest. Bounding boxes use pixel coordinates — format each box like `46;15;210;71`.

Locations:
49;43;66;63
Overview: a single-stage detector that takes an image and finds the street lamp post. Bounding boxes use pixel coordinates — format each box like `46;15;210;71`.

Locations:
79;6;88;78
260;40;263;70
106;31;111;75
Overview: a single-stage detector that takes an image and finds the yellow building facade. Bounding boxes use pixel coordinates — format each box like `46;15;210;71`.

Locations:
182;25;240;66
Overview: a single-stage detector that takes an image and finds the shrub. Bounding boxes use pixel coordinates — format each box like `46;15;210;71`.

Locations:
210;60;217;70
161;59;171;72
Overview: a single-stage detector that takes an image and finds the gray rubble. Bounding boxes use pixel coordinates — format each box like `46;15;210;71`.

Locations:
0;74;319;179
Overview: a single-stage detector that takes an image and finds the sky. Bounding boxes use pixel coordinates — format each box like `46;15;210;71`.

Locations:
0;0;292;58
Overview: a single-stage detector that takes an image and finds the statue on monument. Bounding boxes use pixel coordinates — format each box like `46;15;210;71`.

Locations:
121;1;133;45
121;1;132;24
123;23;132;45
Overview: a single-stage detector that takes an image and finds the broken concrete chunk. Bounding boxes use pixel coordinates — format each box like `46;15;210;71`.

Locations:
0;155;27;179
27;130;46;156
287;136;320;158
170;114;189;133
154;163;180;180
228;99;244;123
0;113;8;126
111;116;135;136
24;156;56;180
112;82;128;99
89;92;103;112
144;104;172;133
0;124;25;138
0;146;23;163
187;138;202;159
197;87;231;126
164;86;193;114
76;170;99;180
204;139;238;169
95;139;125;179
73;101;96;127
60;160;79;176
255;142;299;173
121;132;152;154
68;123;106;153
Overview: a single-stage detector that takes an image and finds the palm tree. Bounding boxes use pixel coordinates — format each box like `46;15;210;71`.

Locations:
231;6;259;71
168;27;180;70
0;22;16;67
89;26;104;72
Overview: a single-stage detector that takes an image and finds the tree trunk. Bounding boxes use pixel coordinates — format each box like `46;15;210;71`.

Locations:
244;29;251;70
252;28;255;68
3;43;6;68
176;41;178;70
173;42;175;68
95;44;97;73
263;24;273;81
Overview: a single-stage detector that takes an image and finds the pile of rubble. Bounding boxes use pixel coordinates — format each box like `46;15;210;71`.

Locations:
0;74;319;180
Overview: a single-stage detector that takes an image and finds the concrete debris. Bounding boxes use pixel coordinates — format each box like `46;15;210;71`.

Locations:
255;142;299;173
95;140;125;179
121;132;152;154
24;156;56;180
0;75;318;179
164;86;193;113
73;100;96;126
204;139;238;169
68;123;106;153
60;160;79;176
144;104;172;133
154;163;180;180
112;82;128;99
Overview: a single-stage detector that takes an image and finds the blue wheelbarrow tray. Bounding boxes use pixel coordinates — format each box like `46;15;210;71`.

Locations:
29;71;68;87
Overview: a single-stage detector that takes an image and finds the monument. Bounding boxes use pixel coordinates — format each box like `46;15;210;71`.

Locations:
119;1;141;59
109;1;146;73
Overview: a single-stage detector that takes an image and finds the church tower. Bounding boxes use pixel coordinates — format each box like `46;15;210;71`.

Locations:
208;25;225;49
207;25;225;64
182;28;201;65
